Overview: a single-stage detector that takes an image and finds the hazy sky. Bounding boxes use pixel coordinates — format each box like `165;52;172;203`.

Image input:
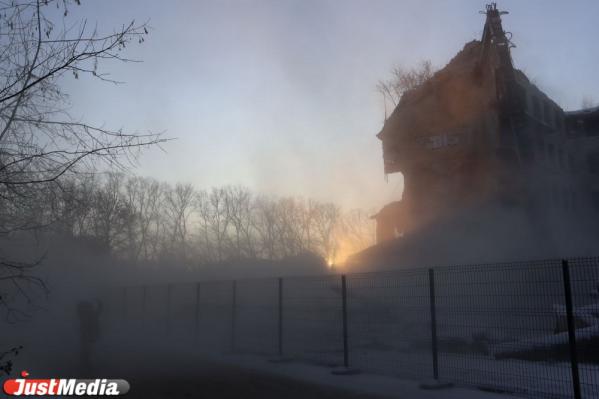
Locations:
64;0;599;210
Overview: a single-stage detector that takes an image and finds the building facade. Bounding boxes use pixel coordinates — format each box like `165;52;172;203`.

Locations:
372;4;599;256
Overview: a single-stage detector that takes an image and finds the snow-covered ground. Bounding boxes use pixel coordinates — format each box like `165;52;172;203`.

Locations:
96;328;523;399
203;352;521;399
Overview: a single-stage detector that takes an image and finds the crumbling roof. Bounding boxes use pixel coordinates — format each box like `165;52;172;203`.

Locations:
398;40;483;108
377;40;484;140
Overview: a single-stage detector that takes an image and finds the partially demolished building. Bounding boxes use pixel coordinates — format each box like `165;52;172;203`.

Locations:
356;4;599;268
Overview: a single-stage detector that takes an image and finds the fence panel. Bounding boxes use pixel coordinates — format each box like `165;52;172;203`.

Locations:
434;260;572;398
168;282;197;341
124;285;144;327
569;257;599;399
99;285;127;332
197;280;235;353
234;278;279;355
144;284;169;335
282;275;343;366
346;270;432;379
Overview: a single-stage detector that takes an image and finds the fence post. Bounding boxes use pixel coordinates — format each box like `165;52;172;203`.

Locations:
428;268;439;380
341;274;349;368
194;282;201;341
141;285;147;327
231;280;237;352
278;277;283;357
122;286;128;320
166;284;172;336
562;259;581;399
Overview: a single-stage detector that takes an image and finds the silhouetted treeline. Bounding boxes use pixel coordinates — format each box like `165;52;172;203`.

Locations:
42;173;375;267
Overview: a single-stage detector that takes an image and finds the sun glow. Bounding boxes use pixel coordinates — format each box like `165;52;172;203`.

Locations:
325;213;378;267
328;237;374;268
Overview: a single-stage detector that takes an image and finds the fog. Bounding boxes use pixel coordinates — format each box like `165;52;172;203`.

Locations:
1;1;599;398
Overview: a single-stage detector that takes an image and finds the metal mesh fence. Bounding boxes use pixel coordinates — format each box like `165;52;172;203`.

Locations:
568;258;599;399
101;285;127;329
233;278;279;355
281;275;344;366
434;260;571;398
145;284;169;335
197;280;235;353
346;270;432;379
115;257;599;399
167;282;197;340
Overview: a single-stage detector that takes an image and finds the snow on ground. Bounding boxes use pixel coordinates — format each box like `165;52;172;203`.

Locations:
97;328;522;399
204;351;522;399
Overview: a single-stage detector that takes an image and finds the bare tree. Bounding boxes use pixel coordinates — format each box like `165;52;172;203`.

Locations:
0;1;164;188
224;186;255;259
194;189;215;263
377;60;435;117
336;209;376;263
206;187;231;262
252;195;278;260
0;0;164;320
163;183;195;263
89;173;133;253
311;202;340;265
273;198;307;258
128;177;163;261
